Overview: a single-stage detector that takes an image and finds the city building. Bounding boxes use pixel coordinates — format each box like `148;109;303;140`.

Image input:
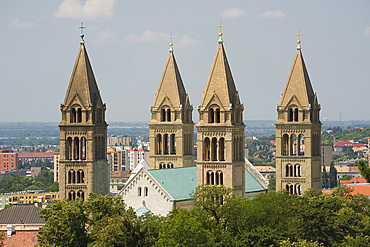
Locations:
25;167;41;178
107;135;131;147
8;191;59;205
0;205;45;247
275;35;322;195
149;39;194;169
128;149;149;170
58;34;108;200
18;152;58;168
0;152;18;172
333;140;366;152
109;170;131;192
322;144;333;167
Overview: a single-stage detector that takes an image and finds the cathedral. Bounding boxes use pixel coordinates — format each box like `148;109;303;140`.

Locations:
59;28;321;213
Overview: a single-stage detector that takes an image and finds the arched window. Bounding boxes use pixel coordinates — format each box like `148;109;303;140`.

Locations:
68;191;76;200
77;169;84;183
156;134;162;155
288;108;293;122
209;108;214;123
286;164;291;177
204;137;210;161
298;134;304;156
163;134;169;155
66;137;73;160
138;187;142;197
77;190;84;201
71;108;76;123
167;109;171;122
170;134;176;155
206;171;211;184
215;109;220;123
77;108;82;123
294;108;298;122
144;187;148;197
159;164;162;169
216;171;223;185
294;164;301;177
290;134;297;156
211;138;217;161
219;138;225;161
282;134;289;156
161;109;166;122
74;137;80;160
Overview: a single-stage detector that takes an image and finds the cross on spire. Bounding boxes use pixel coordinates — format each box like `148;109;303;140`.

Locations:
297;30;302;49
79;22;86;42
169;33;174;52
218;20;224;42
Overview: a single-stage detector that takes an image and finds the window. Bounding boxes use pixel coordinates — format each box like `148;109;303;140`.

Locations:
144;187;148;197
138;187;142;197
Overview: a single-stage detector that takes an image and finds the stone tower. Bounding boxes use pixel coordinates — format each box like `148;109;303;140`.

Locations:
59;36;108;200
196;32;245;197
275;36;321;194
149;42;194;170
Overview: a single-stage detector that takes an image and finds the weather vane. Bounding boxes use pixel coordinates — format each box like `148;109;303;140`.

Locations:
297;30;302;49
169;33;174;51
218;20;224;42
79;22;86;41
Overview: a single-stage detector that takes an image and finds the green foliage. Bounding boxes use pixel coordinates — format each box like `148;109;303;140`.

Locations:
38;194;163;247
0;170;56;193
37;188;370;247
329;162;337;188
356;160;370;182
269;174;276;191
38;198;89;247
321;126;370;145
322;165;329;189
0;232;4;247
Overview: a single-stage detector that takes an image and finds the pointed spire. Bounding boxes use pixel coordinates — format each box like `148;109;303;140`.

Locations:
63;39;103;109
279;41;315;108
152;47;188;108
200;36;238;108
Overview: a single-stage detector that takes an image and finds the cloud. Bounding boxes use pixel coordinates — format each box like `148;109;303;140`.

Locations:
10;19;36;29
54;0;116;20
260;10;286;19
365;27;370;36
126;30;168;43
221;8;246;19
178;35;200;47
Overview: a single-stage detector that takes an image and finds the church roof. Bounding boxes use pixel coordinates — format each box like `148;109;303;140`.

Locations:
201;40;239;107
148;166;267;201
149;166;197;201
279;47;315;107
63;41;103;109
152;49;188;108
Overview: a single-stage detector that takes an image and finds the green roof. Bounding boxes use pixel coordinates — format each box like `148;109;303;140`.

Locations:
135;205;151;216
148;166;266;202
245;169;268;193
149;166;197;201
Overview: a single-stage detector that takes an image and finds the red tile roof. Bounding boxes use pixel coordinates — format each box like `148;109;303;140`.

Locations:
333;140;366;148
2;230;39;247
17;152;59;158
341;176;367;185
345;184;370;196
110;170;131;178
253;166;276;173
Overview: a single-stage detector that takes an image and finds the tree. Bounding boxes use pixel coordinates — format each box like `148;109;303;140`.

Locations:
329;162;337;188
38;198;90;247
356;160;370;182
322;165;329;189
269;174;276;191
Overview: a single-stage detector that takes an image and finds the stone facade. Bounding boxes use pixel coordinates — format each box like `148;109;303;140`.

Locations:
149;46;194;169
196;36;245;197
275;42;321;194
59;40;108;200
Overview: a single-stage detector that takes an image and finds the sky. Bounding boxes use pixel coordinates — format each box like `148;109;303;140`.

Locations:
1;0;370;122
